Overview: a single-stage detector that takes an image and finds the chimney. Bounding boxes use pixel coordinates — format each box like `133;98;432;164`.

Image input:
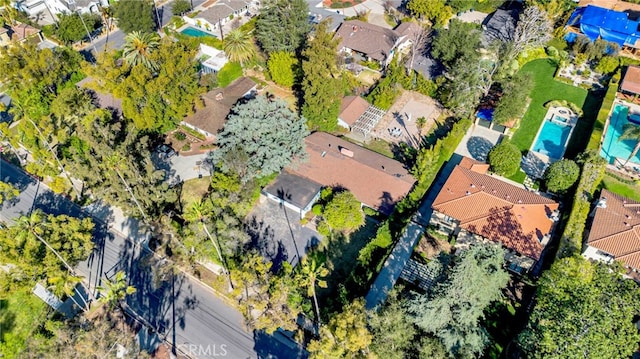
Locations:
340;147;354;157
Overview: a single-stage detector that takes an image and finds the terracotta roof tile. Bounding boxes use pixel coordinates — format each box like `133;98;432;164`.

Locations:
289;132;415;214
587;190;640;269
432;162;559;260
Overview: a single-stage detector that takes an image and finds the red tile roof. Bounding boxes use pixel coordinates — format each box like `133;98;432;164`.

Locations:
621;65;640;95
432;162;559;260
587;189;640;269
289;132;415;214
339;96;370;127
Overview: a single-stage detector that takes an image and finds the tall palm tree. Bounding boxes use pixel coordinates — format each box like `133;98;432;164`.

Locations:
14;210;96;306
619;123;640;166
47;272;90;311
223;29;255;66
97;271;136;310
122;31;160;70
297;257;329;325
183;200;233;290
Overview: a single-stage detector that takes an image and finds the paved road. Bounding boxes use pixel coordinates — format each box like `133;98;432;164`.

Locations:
0;159;305;358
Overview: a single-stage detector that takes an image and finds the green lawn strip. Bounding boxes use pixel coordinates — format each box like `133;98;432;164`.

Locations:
0;288;50;356
510;59;588;156
599;173;640;202
340;136;395;159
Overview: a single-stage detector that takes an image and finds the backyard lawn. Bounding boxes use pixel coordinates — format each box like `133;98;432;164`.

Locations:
599;173;640;202
510;59;594;157
180;177;211;205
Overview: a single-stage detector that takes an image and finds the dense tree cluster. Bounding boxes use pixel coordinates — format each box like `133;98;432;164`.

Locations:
519;256;640;358
255;0;310;55
492;72;534;126
112;0;156;34
87;39;204;132
55;13;103;45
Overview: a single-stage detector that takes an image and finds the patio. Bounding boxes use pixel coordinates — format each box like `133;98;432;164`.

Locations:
454;124;503;161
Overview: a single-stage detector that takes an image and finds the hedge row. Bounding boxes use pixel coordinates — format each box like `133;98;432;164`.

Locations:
557;160;606;258
587;71;620;150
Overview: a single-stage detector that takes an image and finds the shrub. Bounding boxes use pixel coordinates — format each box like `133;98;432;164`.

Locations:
267;51;297;87
312;204;323;216
544;159;580;193
174;131;187;141
217;61;243;87
488;141;521;177
323;191;365;233
172;0;191;16
181;143;191;151
595;56;619;75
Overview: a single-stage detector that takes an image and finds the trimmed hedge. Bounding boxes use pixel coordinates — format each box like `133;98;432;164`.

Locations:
587;70;619;150
557;159;606;258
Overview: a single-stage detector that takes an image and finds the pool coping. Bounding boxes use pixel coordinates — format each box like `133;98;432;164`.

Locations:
529;106;577;162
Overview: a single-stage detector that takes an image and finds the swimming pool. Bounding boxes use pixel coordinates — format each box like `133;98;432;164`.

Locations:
180;27;215;38
531;120;572;159
553;115;569;124
600;104;640;165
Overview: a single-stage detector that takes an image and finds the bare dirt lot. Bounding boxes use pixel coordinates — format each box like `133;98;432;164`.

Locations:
372;90;443;148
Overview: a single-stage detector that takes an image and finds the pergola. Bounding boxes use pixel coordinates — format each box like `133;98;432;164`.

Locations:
350;105;386;140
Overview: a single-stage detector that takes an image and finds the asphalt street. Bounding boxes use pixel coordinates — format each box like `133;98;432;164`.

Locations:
0;159;305;359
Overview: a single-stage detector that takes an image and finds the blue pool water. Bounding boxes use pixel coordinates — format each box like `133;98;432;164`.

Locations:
180;27;215;38
532;120;572;159
601;104;640;165
553;115;569;124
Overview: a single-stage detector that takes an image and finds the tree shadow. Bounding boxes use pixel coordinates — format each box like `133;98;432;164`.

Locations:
466;136;494;162
0;299;16;343
253;330;308;359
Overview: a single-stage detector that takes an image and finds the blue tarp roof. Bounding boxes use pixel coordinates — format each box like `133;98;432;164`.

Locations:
477;108;494;121
566;5;640;48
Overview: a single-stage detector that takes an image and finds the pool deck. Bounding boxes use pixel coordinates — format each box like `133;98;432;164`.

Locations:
529;106;577;161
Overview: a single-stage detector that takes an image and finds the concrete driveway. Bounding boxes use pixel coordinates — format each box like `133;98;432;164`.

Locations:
245;197;322;271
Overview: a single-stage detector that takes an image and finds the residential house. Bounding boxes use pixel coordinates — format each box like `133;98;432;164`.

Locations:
181;77;256;139
481;8;518;46
196;44;229;74
430;157;560;273
334;20;422;66
566;5;640;53
262;171;323;219
584;190;640;276
0;22;43;47
338;96;370;130
282;132;415;215
15;0;107;18
185;0;252;35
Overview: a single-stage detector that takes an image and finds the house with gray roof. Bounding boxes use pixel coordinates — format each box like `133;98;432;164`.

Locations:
334;20;423;66
186;0;253;34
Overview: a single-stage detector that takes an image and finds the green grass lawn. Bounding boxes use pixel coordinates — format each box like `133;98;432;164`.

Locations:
599;173;640;202
180;177;211;206
0;288;50;356
510;59;591;156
